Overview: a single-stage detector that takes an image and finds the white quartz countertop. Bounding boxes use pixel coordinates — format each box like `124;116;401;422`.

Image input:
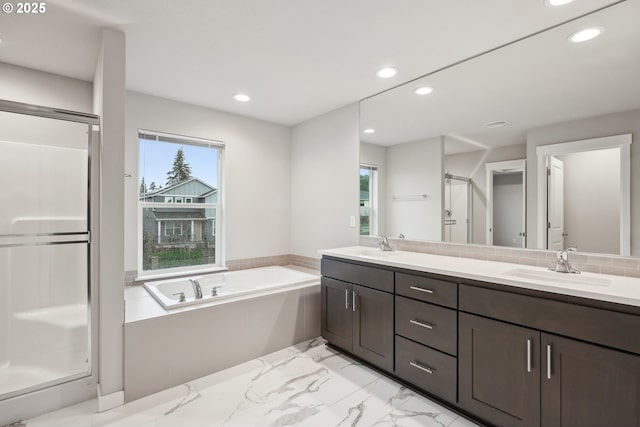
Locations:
319;246;640;308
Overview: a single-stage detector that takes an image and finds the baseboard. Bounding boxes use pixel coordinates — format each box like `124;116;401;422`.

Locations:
97;385;124;412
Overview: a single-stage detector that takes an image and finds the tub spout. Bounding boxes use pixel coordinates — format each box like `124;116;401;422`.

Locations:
189;278;203;299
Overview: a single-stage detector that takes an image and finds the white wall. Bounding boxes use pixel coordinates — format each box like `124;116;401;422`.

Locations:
386;137;443;241
125;91;292;271
93;28;126;400
526;108;640;255
557;149;620;254
359;142;387;236
291;103;360;258
445;143;526;245
0;61;92;111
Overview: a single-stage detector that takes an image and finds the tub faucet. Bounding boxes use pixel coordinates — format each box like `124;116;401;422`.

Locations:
549;246;580;274
189;278;203;299
379;235;394;252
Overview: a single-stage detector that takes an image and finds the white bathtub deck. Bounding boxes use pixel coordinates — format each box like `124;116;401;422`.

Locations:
125;265;319;323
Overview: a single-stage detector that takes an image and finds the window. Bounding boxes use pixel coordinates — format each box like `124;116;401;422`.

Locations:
139;130;224;275
360;164;378;236
164;221;183;237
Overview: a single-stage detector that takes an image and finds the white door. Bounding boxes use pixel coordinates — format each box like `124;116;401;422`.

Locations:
547;156;565;250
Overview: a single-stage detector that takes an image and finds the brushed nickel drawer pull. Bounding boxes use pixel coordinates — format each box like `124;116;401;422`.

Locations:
410;286;434;294
352;291;358;312
527;339;532;373
410;361;434;374
345;289;349;310
547;344;552;379
410;319;434;329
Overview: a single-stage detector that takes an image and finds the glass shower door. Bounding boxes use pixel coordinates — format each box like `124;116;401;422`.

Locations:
0;108;93;400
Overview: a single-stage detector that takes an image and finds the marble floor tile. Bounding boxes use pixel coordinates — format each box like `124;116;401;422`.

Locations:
22;338;481;427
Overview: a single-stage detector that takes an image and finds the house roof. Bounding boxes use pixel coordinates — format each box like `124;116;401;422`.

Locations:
151;211;207;220
141;178;216;199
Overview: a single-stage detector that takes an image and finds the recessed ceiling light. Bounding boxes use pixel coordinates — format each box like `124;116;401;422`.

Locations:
569;27;603;43
415;86;433;95
233;93;251;102
545;0;575;6
363;128;376;134
376;67;398;79
484;120;510;129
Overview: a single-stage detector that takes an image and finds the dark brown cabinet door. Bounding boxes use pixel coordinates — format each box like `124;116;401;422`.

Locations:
542;333;640;427
352;284;394;372
459;313;541;427
321;277;353;351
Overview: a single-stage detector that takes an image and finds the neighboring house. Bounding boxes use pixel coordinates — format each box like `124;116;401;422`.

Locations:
140;178;217;247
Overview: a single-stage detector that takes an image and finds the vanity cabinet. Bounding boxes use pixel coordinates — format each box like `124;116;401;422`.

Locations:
321;259;394;372
320;252;640;427
459;313;541;427
459;284;640;427
541;333;640;427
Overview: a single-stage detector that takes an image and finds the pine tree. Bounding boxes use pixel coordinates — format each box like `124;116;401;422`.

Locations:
149;181;157;191
139;177;148;195
166;148;192;185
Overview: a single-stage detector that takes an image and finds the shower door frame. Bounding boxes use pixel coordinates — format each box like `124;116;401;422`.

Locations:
0;99;100;422
444;173;473;244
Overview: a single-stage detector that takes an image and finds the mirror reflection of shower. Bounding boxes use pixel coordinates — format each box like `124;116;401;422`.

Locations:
444;173;473;244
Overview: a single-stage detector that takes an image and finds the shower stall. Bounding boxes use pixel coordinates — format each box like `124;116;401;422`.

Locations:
444;173;473;244
0;100;98;413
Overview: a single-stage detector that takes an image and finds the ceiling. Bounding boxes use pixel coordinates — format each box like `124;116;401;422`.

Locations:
360;0;640;153
0;0;625;126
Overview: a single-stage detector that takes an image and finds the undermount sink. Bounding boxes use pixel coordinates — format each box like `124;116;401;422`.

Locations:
358;249;399;258
504;268;611;287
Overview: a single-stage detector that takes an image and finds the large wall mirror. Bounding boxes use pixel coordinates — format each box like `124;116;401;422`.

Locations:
359;0;640;257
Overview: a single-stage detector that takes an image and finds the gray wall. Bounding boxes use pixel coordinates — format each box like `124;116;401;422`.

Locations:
290;104;360;258
526;108;640;255
385;137;444;241
125;92;292;271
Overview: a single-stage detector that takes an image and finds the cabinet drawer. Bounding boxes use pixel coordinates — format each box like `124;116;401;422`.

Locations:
395;335;457;403
321;258;394;293
396;273;457;308
460;284;640;355
395;296;457;356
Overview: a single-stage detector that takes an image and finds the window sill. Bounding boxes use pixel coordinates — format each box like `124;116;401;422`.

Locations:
135;266;229;283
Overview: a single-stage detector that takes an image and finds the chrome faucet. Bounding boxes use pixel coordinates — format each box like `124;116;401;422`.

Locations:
549;246;580;274
189;278;203;299
378;235;394;252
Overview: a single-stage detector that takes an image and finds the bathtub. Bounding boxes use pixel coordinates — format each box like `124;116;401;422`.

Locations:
143;266;319;310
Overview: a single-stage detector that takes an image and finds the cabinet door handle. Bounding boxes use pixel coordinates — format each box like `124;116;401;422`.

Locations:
527;339;532;373
410;319;434;329
352;291;358;312
409;361;434;374
345;289;349;310
547;344;552;379
410;286;434;294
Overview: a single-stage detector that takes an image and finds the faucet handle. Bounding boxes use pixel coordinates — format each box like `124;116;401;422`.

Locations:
172;292;186;302
566;246;577;253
